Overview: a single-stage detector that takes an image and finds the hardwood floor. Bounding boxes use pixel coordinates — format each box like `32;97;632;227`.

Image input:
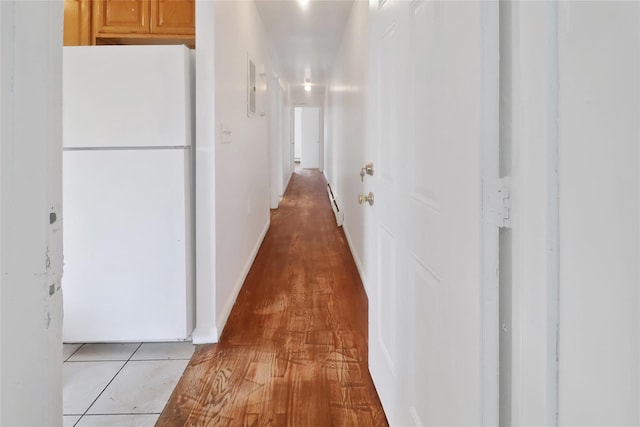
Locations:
157;169;388;426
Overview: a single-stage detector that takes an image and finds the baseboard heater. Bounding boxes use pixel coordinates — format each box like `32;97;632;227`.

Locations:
326;183;344;227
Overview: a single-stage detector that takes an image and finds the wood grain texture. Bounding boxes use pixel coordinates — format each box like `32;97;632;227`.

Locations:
63;0;92;46
152;0;195;35
157;169;388;426
92;0;195;47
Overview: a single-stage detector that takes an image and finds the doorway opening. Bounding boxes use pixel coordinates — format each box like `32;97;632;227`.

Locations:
293;106;322;170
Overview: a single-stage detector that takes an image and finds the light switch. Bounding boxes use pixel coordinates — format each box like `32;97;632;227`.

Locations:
221;124;232;144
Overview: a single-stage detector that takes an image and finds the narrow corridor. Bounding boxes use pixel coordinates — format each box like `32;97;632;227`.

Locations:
157;169;387;425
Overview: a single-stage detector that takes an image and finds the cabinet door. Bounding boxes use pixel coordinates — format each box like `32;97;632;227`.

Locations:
64;0;92;45
151;0;195;35
94;0;150;34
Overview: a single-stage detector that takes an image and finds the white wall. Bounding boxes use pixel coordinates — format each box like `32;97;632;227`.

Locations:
557;3;639;424
324;0;369;281
194;0;289;343
0;1;63;425
291;84;325;107
213;0;272;334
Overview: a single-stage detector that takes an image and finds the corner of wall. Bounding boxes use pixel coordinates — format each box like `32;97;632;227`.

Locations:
192;325;220;344
194;0;218;345
324;0;369;299
212;0;274;338
1;1;64;424
215;219;270;334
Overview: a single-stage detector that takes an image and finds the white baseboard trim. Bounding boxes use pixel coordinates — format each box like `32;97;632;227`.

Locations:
342;223;370;298
322;173;344;227
326;183;344;227
191;325;219;344
216;220;270;334
283;172;292;191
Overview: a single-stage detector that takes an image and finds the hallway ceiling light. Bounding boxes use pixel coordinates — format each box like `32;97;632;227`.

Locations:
298;0;309;9
304;84;312;92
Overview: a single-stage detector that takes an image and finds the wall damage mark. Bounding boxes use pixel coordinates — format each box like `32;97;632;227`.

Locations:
45;311;51;329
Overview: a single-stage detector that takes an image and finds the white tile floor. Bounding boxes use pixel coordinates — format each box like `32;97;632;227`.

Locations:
63;342;194;427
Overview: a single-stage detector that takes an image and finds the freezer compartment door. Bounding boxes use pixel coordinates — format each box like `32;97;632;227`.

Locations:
62;148;193;342
63;45;193;149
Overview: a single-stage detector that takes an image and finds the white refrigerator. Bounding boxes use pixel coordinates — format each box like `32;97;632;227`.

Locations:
62;45;195;342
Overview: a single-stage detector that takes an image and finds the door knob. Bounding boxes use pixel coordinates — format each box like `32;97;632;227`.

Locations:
360;162;374;182
358;192;374;206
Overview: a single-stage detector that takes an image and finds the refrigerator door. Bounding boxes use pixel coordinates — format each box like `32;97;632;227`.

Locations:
63;45;193;149
62;148;194;342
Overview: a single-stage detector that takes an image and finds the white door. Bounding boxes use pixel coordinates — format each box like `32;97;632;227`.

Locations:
63;149;192;342
366;1;499;424
300;107;320;169
294;108;302;162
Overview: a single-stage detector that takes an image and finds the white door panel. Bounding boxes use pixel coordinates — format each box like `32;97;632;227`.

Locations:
377;225;398;375
301;107;320;169
367;1;499;424
410;257;445;426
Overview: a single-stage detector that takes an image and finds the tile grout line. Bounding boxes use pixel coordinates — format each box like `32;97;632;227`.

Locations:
73;343;144;427
128;357;193;361
74;412;162;416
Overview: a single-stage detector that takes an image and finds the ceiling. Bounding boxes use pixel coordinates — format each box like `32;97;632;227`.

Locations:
254;0;355;92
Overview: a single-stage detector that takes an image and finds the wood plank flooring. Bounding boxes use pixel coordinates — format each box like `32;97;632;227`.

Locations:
157;169;388;426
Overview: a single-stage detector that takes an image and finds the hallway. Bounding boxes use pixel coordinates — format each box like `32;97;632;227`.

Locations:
157;170;387;426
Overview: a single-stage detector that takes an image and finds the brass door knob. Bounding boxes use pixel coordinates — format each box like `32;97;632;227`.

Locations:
360;163;374;182
358;192;374;206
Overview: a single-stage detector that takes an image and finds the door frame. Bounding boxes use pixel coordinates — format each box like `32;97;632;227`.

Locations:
505;3;560;425
480;1;500;424
268;69;281;209
481;3;561;424
268;70;292;210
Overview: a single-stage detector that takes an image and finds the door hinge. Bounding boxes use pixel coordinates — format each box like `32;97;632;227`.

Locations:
497;176;511;228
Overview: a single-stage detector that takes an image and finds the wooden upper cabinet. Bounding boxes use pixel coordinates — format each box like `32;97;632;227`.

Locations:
64;0;92;46
94;0;150;35
91;0;195;45
151;0;195;35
